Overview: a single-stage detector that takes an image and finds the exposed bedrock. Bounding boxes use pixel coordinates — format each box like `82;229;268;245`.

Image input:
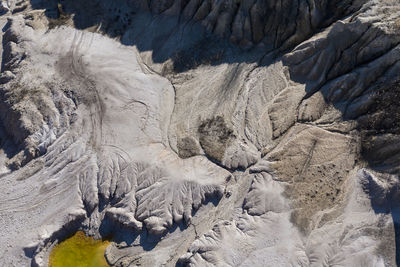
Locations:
0;0;400;266
29;0;366;51
179;168;395;266
282;1;400;175
0;16;230;266
25;0;400;172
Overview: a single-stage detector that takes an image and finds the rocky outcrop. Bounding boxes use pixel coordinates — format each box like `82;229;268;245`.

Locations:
0;17;76;169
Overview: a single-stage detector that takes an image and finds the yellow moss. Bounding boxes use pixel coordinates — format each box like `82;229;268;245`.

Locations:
49;231;110;267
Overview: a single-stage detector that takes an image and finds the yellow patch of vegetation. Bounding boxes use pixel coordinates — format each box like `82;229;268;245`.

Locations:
49;231;110;267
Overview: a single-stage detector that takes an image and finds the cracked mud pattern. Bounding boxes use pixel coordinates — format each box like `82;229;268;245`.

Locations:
0;0;400;267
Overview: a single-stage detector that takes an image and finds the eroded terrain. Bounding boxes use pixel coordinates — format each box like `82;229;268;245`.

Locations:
0;0;400;266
